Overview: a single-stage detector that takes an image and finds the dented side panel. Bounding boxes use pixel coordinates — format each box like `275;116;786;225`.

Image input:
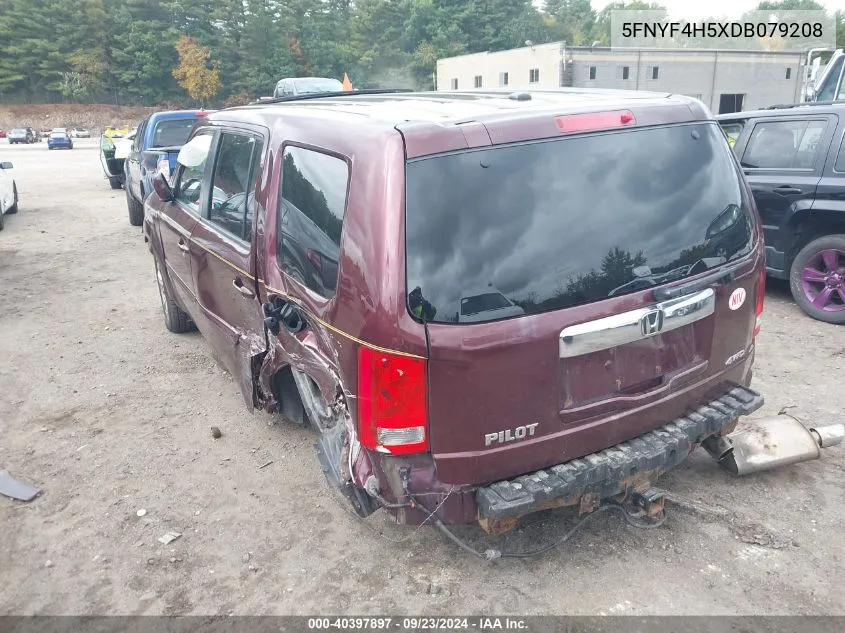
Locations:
255;119;424;491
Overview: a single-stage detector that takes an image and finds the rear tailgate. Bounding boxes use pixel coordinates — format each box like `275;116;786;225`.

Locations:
405;121;762;486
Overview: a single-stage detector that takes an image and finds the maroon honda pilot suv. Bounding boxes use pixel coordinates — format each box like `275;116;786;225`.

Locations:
142;89;766;536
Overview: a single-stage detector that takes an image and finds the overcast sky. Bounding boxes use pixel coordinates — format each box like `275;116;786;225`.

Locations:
591;0;845;20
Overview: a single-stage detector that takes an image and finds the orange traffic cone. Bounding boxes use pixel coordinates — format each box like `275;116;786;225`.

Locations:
342;73;353;91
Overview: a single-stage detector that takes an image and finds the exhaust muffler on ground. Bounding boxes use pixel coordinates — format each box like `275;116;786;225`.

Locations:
703;414;844;476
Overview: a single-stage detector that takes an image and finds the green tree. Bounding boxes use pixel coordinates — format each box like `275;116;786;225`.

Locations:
544;0;596;45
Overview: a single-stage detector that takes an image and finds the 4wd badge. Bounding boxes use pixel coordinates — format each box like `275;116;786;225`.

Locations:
729;288;746;311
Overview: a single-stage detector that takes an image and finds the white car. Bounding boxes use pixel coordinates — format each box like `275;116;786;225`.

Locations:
458;286;525;323
0;160;19;231
71;128;91;138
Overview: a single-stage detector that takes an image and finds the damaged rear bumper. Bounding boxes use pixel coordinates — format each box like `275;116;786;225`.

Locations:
474;385;764;533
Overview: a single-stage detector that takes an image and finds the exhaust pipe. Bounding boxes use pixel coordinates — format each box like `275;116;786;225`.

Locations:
703;414;844;476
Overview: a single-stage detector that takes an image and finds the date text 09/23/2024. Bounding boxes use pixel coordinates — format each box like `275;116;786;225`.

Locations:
307;617;528;631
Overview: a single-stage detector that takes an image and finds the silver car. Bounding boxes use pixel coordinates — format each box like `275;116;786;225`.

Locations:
273;77;343;99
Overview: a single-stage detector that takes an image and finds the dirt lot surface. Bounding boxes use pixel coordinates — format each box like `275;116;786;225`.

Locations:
1;141;844;616
0;104;156;136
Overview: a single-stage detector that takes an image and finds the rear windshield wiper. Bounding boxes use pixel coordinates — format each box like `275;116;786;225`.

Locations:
652;260;744;302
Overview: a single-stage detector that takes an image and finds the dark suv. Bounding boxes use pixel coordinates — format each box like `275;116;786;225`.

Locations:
719;103;845;324
143;89;765;534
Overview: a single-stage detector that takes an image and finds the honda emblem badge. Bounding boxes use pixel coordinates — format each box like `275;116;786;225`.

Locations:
640;309;665;336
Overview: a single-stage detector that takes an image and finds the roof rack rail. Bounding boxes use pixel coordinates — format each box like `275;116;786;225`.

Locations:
248;88;414;106
763;100;845;110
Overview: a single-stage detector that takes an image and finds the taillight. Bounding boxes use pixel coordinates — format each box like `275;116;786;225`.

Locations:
358;347;428;455
754;268;765;338
555;110;636;134
156;156;171;180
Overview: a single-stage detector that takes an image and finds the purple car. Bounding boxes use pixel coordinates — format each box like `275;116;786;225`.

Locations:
142;89;766;537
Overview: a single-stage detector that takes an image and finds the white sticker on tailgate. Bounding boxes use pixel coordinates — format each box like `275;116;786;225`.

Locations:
729;288;746;311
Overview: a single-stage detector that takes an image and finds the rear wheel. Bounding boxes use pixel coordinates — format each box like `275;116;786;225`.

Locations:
790;234;845;325
6;185;17;214
290;367;376;517
154;258;194;333
0;210;4;231
291;368;339;434
126;189;144;226
108;176;122;190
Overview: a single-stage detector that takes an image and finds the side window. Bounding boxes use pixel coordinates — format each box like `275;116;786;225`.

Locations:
719;121;745;150
278;146;349;298
206;132;263;241
794;121;826;168
834;133;845;172
174;131;214;213
742;120;826;169
133;119;148;153
816;56;844;102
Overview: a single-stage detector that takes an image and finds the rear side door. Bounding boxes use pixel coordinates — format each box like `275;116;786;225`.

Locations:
189;128;267;409
735;115;834;275
127;117;149;201
157;130;216;312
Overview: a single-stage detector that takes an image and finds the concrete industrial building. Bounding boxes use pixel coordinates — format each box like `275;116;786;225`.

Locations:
436;42;806;113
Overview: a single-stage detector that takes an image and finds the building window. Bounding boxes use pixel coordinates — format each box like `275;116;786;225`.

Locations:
529;68;540;83
786;67;792;79
718;93;745;115
589;66;596;80
652;66;659;79
450;78;458;90
622;66;629;80
499;72;509;87
474;75;482;88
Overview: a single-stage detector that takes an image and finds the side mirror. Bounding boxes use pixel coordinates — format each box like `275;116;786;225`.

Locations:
152;171;174;202
0;162;12;170
141;150;163;169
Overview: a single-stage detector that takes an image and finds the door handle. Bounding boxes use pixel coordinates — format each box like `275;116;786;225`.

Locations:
774;185;802;195
233;278;255;298
178;239;189;252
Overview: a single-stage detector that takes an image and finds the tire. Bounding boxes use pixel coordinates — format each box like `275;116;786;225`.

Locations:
789;234;845;325
0;210;4;231
108;176;122;190
126;188;144;226
154;257;194;333
291;368;340;435
6;185;18;214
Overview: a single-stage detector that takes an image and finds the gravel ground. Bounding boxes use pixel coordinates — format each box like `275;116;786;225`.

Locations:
1;141;844;616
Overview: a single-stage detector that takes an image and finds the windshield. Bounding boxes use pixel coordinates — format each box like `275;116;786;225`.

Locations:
295;79;342;94
405;122;754;324
151;119;196;148
11;129;25;134
50;132;66;138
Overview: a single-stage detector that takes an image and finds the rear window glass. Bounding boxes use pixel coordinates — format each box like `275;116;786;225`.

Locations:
151;119;196;148
405;122;754;324
295;79;343;94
